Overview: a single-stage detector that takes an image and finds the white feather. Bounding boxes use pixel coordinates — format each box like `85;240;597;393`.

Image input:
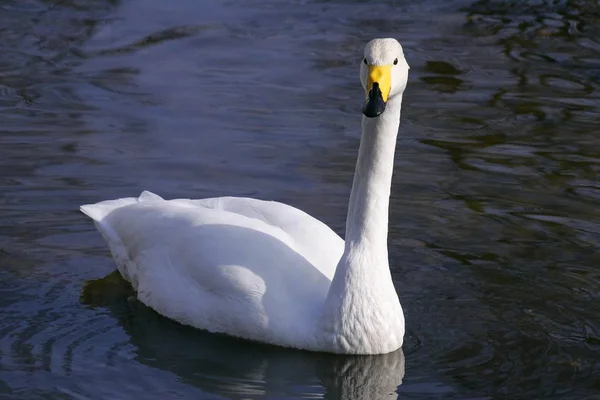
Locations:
81;38;409;354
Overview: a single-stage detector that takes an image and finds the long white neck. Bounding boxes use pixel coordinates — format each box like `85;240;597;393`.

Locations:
345;97;401;249
319;95;405;354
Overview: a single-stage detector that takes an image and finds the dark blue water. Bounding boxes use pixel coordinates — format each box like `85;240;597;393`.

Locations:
1;0;599;398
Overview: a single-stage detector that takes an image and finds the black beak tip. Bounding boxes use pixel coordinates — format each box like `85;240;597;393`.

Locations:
362;83;386;118
362;102;385;118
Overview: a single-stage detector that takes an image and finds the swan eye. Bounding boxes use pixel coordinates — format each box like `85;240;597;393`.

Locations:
393;58;398;65
363;58;368;65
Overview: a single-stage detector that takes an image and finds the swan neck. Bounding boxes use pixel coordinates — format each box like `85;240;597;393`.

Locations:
345;96;401;250
317;95;404;354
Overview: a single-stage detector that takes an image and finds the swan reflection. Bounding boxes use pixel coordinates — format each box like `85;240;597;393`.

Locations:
82;271;405;399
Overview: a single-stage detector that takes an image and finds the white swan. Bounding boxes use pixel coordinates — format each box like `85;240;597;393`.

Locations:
81;38;410;355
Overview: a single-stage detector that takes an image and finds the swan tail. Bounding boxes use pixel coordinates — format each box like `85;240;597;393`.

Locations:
80;190;164;222
80;197;137;223
80;191;164;289
80;190;165;245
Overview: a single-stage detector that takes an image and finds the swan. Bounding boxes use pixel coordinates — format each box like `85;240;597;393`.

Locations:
81;38;410;355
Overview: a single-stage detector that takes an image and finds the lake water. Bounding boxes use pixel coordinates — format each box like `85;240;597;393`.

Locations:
1;0;599;399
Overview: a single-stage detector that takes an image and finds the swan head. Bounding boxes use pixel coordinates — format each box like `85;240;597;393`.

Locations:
360;38;410;118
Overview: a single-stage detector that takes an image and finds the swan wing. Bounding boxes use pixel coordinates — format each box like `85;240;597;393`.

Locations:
80;191;344;347
182;195;344;280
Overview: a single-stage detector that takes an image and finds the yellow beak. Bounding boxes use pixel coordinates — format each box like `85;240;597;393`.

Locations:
366;65;392;102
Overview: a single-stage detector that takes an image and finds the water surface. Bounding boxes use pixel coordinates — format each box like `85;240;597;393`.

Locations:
1;0;599;399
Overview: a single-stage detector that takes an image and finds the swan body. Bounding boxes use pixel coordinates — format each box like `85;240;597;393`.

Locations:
81;38;410;354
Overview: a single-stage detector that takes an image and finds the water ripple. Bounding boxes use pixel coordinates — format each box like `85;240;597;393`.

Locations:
1;0;600;398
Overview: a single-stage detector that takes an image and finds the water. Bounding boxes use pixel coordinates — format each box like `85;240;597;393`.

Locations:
1;0;599;398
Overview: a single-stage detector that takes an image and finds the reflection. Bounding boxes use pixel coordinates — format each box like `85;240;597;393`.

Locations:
82;271;405;399
319;352;405;400
420;60;466;93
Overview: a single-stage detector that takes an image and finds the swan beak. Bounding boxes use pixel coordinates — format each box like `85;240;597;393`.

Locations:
362;65;391;118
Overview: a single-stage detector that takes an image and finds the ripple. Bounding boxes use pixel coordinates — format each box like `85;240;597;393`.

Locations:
84;24;219;58
540;74;593;94
0;276;127;376
1;0;600;398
